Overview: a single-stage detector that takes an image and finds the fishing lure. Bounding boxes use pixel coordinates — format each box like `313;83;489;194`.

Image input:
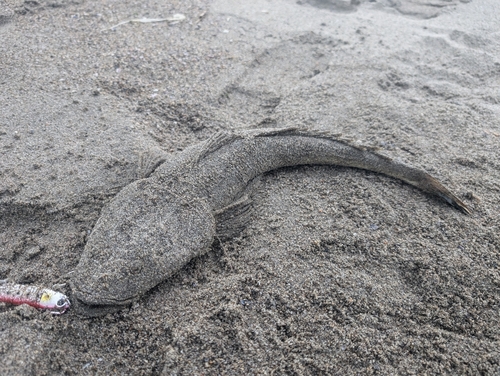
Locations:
0;282;71;315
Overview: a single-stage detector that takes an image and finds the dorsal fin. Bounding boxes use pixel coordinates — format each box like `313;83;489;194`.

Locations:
250;127;392;161
196;130;242;162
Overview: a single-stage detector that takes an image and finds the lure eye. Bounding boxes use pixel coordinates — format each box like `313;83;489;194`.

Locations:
57;298;67;307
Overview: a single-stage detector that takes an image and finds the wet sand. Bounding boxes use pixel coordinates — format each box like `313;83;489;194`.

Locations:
1;0;499;374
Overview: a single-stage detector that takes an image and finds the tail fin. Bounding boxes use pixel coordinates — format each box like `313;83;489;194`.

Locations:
403;168;471;214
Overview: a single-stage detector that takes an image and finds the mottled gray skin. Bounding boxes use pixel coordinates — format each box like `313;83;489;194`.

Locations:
71;128;469;316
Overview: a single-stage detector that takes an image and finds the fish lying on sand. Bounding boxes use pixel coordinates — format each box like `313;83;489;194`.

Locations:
70;128;470;316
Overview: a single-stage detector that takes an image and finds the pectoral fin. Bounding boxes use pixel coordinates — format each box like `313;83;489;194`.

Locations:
214;194;254;240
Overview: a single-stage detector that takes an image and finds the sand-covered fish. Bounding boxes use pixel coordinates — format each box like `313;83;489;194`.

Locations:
70;128;470;316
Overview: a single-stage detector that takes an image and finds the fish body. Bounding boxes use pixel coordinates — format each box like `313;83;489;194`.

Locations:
71;128;469;316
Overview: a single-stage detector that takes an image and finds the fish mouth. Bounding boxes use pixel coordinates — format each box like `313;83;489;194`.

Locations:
71;295;135;317
70;287;137;317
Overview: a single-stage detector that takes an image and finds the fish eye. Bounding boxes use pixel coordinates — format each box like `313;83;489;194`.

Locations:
57;298;67;307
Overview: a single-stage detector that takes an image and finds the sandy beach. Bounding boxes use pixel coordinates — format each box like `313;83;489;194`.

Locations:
1;0;499;374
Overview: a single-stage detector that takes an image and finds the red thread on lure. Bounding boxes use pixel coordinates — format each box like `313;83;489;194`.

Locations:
0;282;70;315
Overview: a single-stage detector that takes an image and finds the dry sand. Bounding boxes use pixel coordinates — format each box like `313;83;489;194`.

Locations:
1;0;499;374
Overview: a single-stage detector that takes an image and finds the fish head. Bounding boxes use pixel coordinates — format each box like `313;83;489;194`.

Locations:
70;180;216;316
